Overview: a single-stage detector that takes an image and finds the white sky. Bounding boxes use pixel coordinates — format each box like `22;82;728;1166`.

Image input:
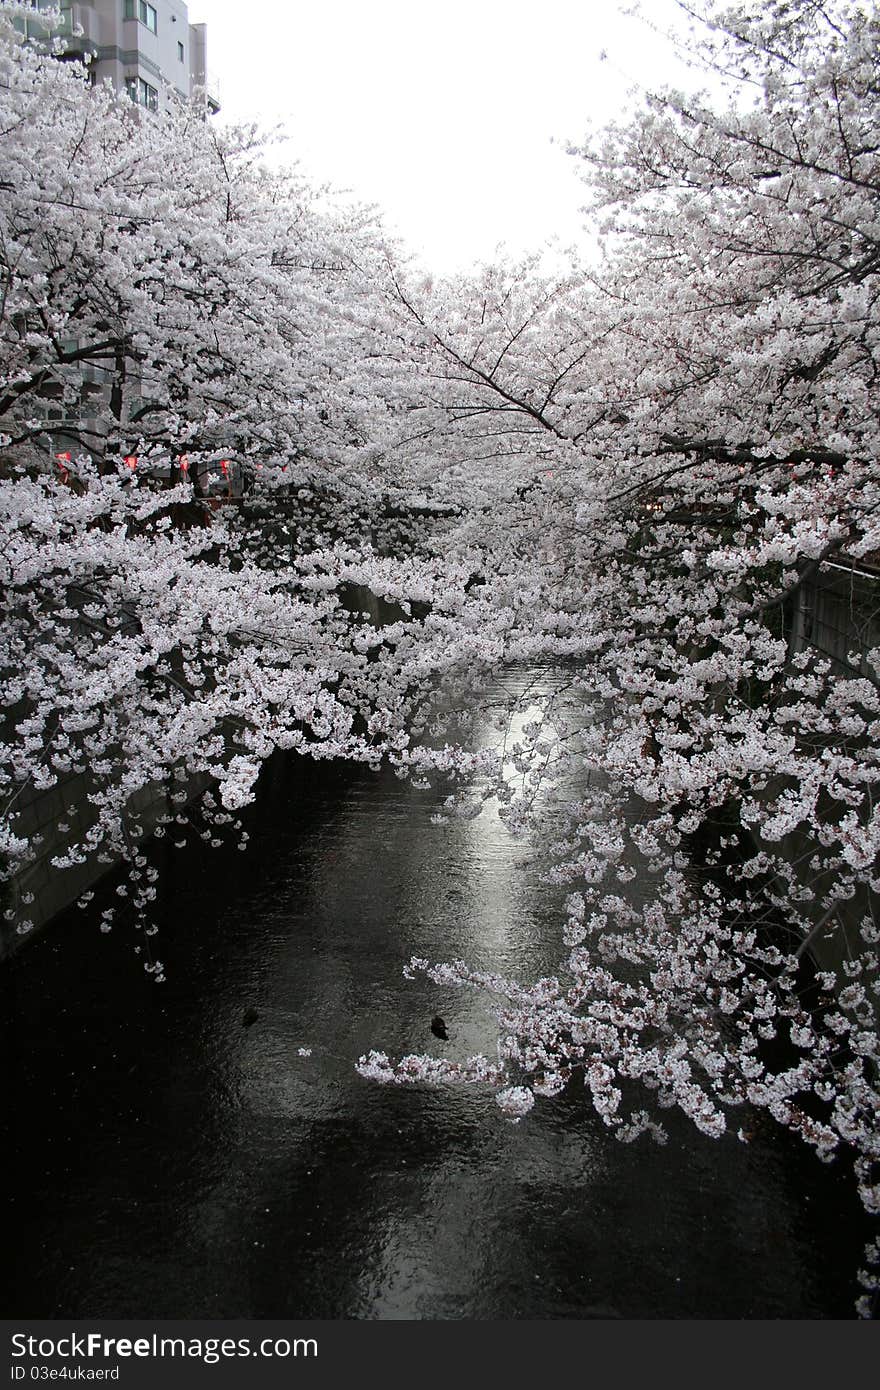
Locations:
198;0;700;272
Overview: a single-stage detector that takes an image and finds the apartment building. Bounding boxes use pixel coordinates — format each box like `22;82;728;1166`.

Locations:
22;0;219;112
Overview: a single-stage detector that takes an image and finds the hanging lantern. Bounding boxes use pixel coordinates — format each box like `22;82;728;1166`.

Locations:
124;455;138;471
178;454;190;473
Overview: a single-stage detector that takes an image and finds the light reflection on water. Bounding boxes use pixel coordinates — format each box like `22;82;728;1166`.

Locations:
0;669;869;1318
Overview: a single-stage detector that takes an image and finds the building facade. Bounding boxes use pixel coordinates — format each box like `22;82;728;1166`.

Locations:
22;0;219;112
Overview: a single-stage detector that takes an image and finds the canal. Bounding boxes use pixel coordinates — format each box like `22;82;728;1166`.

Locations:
0;671;870;1318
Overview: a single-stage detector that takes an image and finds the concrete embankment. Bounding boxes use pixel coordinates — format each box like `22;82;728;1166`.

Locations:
1;766;210;960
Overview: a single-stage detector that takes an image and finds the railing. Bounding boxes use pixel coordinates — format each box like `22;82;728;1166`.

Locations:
790;559;880;678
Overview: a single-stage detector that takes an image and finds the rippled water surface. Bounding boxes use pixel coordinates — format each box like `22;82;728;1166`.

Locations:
1;674;870;1318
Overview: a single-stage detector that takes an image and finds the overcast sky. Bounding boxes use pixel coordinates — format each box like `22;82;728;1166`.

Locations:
199;0;698;272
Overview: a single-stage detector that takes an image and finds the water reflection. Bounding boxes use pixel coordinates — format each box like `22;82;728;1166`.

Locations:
0;673;869;1318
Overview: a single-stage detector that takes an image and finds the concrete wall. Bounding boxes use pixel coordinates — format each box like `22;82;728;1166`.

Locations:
783;562;880;983
1;764;210;961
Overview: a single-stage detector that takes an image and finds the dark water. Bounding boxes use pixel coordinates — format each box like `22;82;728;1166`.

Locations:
0;677;871;1319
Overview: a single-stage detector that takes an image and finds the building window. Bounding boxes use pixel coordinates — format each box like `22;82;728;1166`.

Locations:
124;1;157;33
178;41;184;62
125;75;158;111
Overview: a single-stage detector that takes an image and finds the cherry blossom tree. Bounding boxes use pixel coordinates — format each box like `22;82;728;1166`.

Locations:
355;0;880;1314
2;0;879;1316
0;4;456;945
0;3;418;485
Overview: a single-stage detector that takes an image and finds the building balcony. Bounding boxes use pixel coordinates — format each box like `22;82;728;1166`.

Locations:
52;4;100;61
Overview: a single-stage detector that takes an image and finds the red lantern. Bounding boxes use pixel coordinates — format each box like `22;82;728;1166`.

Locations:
124;455;137;471
178;454;190;473
55;451;71;483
